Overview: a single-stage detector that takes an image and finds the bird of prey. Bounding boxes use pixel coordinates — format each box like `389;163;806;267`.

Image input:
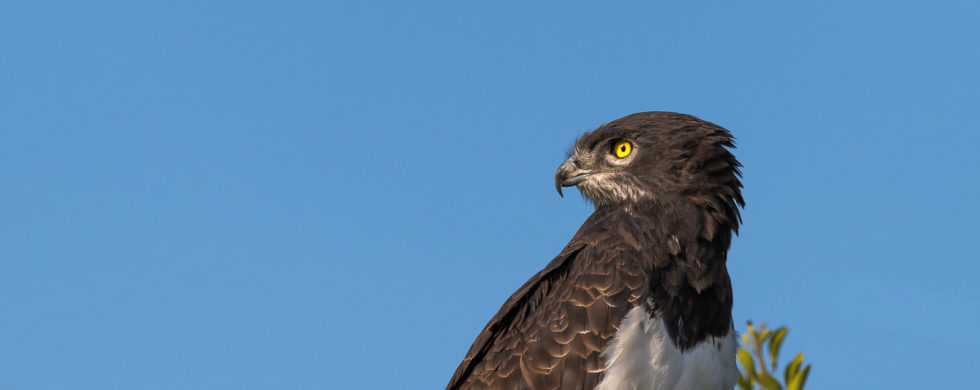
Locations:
447;112;745;390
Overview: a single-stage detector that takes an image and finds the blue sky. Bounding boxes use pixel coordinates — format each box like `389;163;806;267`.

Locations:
2;1;978;389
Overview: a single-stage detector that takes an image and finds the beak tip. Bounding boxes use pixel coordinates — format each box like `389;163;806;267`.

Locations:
555;158;581;198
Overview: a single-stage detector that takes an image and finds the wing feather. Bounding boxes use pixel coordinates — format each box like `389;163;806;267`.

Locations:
448;223;650;390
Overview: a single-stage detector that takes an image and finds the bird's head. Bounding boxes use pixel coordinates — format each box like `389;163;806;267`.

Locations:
555;111;744;224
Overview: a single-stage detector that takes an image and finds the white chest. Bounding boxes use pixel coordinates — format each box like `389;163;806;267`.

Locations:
594;305;738;390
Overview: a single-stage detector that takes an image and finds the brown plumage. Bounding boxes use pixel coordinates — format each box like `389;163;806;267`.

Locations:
447;112;744;390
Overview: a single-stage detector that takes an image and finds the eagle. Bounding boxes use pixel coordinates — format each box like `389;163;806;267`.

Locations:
446;112;745;390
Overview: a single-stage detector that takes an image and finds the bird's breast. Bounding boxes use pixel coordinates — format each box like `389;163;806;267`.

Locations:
594;305;738;390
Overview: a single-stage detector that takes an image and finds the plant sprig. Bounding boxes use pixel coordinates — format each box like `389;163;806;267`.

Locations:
736;321;811;390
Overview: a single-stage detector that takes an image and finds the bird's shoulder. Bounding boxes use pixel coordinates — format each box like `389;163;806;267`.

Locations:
447;211;658;390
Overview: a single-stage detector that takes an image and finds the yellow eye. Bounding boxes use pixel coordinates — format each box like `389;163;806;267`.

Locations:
613;141;632;158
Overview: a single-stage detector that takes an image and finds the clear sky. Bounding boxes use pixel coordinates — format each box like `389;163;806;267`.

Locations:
2;1;978;389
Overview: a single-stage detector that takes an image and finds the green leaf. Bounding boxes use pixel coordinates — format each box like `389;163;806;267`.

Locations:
768;327;788;370
784;353;804;384
787;364;811;390
760;329;773;344
737;348;756;378
737;373;753;390
757;371;783;390
741;332;752;347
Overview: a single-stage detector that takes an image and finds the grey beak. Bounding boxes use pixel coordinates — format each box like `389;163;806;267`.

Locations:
555;158;592;197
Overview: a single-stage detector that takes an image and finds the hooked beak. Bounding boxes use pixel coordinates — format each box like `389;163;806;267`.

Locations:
555;158;592;197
